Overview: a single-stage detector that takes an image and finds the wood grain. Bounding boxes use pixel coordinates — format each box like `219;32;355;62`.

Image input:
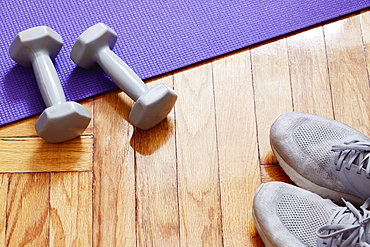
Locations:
6;173;49;246
93;91;136;247
287;27;334;119
324;15;370;135
212;50;263;246
361;10;370;82
0;175;8;246
0;136;92;173
251;39;293;164
174;62;222;247
134;76;180;246
0;10;369;247
260;164;293;184
50;172;92;246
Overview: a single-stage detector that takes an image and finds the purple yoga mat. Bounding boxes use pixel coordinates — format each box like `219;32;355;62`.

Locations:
1;0;369;126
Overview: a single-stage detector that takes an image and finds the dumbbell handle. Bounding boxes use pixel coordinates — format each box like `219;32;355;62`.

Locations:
32;52;66;107
95;47;148;101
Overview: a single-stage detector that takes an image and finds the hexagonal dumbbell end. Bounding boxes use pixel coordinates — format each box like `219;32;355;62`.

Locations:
129;84;177;130
35;102;91;143
9;26;91;143
10;26;63;67
71;23;177;130
70;23;117;69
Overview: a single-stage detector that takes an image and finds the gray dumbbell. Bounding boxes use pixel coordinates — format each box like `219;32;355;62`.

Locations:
70;23;177;130
9;26;91;143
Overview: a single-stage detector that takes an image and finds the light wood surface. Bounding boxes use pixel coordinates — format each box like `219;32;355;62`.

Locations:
0;10;369;246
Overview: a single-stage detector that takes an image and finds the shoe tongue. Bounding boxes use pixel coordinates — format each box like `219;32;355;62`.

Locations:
339;208;370;244
338;214;354;239
352;152;368;170
333;141;370;170
335;211;370;243
366;222;370;242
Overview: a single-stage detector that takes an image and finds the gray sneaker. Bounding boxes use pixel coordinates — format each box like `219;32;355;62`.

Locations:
253;181;370;247
270;112;370;204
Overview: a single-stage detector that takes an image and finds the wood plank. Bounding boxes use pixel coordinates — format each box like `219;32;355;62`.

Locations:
251;39;293;164
212;50;263;246
287;27;334;119
50;172;92;246
0;100;93;137
260;164;293;184
324;15;370;135
361;10;370;70
93;91;136;247
174;63;222;247
135;76;180;246
0;175;8;246
6;173;49;246
360;10;370;127
0;136;92;173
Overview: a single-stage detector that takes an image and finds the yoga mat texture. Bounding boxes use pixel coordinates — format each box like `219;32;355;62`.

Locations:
1;0;369;126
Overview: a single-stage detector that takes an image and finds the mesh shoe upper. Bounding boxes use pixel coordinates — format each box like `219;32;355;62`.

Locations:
253;182;370;247
277;193;333;246
270;112;370;204
331;140;370;200
294;122;350;165
317;198;370;247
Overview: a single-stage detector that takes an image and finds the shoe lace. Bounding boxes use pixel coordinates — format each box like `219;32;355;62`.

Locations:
331;140;370;178
317;198;370;247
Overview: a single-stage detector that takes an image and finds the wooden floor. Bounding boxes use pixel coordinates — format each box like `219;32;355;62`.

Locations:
1;10;370;246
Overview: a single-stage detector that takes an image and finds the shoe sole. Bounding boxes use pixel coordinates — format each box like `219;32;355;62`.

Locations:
271;145;363;205
252;208;274;247
252;184;275;247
